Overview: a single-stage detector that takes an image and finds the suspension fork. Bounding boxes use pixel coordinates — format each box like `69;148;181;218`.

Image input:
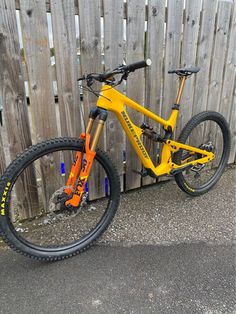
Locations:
65;108;107;207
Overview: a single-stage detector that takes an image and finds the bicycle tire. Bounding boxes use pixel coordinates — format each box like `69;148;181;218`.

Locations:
0;137;120;261
173;111;231;196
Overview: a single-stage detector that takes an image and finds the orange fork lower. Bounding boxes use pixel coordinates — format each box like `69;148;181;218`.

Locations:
65;133;96;207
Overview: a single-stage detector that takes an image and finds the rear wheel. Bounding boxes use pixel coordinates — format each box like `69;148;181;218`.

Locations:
0;138;120;261
173;111;231;196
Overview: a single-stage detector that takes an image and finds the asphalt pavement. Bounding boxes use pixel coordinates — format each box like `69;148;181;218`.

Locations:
0;166;235;314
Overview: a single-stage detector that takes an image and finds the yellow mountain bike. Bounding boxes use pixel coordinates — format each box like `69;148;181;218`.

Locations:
0;60;231;261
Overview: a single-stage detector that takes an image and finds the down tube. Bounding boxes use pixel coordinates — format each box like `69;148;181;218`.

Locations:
115;109;155;170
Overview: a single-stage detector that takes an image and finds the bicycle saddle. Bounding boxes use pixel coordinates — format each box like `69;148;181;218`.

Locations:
168;66;200;76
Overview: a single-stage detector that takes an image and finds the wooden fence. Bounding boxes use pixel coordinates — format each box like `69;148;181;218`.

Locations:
0;0;235;216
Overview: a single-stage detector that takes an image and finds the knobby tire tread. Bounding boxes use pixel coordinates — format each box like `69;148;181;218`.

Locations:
173;111;231;196
0;138;120;261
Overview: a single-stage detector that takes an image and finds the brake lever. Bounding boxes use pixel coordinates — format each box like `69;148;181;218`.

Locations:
86;77;94;87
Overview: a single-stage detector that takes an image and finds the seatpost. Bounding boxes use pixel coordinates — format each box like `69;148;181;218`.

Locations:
175;76;187;104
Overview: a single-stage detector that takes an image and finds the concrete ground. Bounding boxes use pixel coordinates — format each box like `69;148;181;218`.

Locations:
0;165;235;314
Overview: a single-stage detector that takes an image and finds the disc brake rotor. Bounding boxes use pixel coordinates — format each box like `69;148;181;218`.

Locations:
48;186;89;222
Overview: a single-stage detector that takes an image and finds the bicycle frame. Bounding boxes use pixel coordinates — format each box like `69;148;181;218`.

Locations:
65;77;214;206
95;78;214;177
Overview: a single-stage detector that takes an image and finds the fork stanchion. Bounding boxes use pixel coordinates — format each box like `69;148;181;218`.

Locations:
86;118;94;134
90;120;105;151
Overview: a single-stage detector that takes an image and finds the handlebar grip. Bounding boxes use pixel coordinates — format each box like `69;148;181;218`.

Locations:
124;59;152;72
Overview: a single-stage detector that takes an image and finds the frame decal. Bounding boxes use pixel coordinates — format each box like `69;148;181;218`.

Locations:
121;110;149;159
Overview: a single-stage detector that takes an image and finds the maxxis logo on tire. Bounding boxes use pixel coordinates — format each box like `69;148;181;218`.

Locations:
183;182;195;193
1;182;11;216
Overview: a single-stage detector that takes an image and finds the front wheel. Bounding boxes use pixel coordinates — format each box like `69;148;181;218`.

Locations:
173;111;231;196
0;138;120;261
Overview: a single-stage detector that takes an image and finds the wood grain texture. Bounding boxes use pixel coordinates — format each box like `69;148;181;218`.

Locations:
51;0;82;138
143;0;165;186
0;128;6;175
192;0;218;116
206;1;233;166
78;0;104;200
15;1;159;22
19;0;57;142
219;4;236;163
162;0;184;129
78;0;102;119
159;0;183;182
207;1;233;113
20;0;61;209
125;0;146;190
103;0;124;191
179;0;201;136
229;82;236;163
219;3;236;121
0;0;38;218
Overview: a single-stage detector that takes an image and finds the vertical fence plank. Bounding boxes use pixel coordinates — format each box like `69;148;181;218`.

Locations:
125;0;145;190
192;0;218;116
218;4;236;164
0;0;39;219
206;0;233;166
159;0;183;182
229;84;236;163
179;0;202;135
142;0;165;186
0;129;6;175
219;3;236;121
51;0;81;138
162;0;184;128
20;0;61;208
78;0;105;200
103;0;124;191
20;0;57;142
78;0;102;119
207;1;233;113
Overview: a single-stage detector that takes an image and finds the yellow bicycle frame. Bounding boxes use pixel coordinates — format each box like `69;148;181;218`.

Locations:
66;76;215;206
94;77;214;177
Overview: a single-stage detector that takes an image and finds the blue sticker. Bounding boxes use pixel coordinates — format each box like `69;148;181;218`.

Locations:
60;162;65;176
105;177;109;195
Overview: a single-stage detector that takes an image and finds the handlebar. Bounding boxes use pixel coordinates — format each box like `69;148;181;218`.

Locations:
122;59;152;72
78;59;152;86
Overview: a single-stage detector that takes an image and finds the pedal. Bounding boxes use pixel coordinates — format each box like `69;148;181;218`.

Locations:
132;169;148;177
